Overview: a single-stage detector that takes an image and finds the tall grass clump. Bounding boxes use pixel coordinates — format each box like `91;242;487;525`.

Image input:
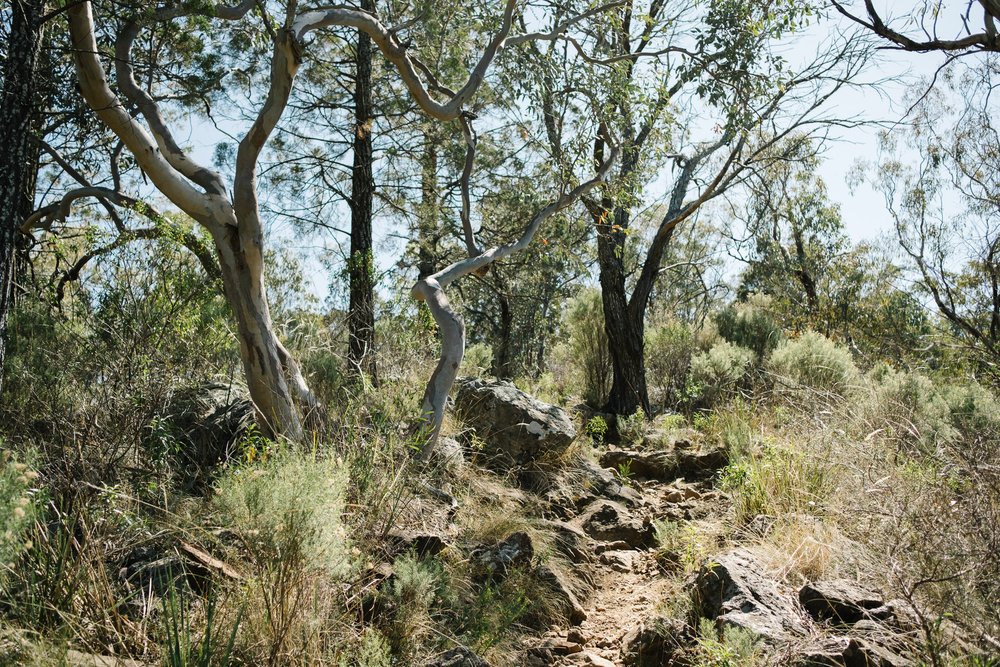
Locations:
561;288;611;407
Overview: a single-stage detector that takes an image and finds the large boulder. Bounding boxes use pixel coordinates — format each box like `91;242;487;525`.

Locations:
454;378;576;466
690;548;810;645
148;383;254;490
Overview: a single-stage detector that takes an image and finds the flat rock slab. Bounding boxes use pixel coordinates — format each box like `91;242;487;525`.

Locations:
454;378;576;467
600;442;727;483
691;548;810;645
799;579;885;624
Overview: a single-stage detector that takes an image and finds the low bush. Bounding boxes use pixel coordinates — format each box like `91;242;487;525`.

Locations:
767;331;858;398
714;296;784;362
688;341;754;408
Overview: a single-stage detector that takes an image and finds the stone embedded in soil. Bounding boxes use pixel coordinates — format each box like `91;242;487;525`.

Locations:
426;646;491;667
799;579;885;624
690;548;810;645
577;500;655;549
543;458;643;516
598;550;636;573
621;617;689;667
470;531;533;583
537;564;590;625
600;441;728;483
795;636;914;667
453;377;576;466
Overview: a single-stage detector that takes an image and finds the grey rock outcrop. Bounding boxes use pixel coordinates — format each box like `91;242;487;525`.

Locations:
454;378;576;466
690;548;810;644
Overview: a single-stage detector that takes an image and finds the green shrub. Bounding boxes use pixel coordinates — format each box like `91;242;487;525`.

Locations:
460;343;494;378
863;369;954;453
563;289;611;407
714;296;784;362
940;381;1000;437
646;318;699;409
617;408;647;446
213;449;351;577
688;341;754;407
767;331;858;397
584;415;609;444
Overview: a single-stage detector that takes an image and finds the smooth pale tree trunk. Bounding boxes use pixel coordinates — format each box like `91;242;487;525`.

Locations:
211;224;306;440
0;0;45;394
348;0;378;383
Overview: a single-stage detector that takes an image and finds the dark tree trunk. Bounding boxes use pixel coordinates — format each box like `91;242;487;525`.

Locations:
348;0;378;383
417;126;439;280
598;206;650;417
0;0;45;394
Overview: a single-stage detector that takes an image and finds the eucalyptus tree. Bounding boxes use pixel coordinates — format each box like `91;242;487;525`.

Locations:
43;0;619;441
522;0;870;416
731;138;849;331
874;63;1000;380
833;0;1000;55
0;0;46;392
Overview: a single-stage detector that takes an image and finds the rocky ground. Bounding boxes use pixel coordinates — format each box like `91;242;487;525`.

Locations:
422;378;926;667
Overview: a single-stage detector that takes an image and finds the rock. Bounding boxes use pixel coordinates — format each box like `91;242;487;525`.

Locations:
426;646;491;667
533;637;583;655
454;378;576;466
577;500;655;549
425;437;466;474
600;442;728;483
844;638;913;667
621;617;689;666
796;637;913;667
542;457;642;516
691;548;810;645
663;484;702;503
149;383;254;490
470;532;533;583
799;580;885;624
387;530;449;559
537;564;589;625
599;550;636;573
538;520;592;565
566;653;616;667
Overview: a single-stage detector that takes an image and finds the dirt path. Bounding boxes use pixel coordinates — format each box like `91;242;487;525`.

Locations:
522;479;713;667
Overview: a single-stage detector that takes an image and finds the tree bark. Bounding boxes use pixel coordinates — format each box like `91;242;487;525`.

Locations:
417;126;440;279
0;0;45;394
598;206;650;417
348;0;378;383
